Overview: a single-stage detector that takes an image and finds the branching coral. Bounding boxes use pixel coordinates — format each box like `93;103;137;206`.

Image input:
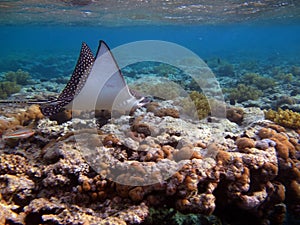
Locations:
179;91;210;120
3;69;31;85
240;73;276;90
0;81;21;99
264;108;300;129
226;84;263;103
226;72;276;103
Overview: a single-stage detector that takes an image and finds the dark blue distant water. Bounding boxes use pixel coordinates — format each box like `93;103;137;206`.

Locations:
0;23;300;78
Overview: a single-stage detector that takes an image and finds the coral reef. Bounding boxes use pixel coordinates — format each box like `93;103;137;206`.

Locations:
224;72;279;104
0;101;299;225
0;104;44;137
264;108;300;129
257;124;300;217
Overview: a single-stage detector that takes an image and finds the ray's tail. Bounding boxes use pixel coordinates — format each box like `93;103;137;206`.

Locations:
0;99;51;105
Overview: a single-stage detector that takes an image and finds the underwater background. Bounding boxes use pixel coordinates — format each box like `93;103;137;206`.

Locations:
0;1;300;225
1;24;300;79
1;0;300;81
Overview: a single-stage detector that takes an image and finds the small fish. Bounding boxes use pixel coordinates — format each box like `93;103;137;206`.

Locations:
2;128;35;140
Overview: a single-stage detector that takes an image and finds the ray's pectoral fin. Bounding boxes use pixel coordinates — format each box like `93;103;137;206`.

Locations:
96;41;142;112
70;40;144;113
40;42;95;116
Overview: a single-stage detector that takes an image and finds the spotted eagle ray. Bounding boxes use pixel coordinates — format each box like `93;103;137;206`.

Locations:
0;41;146;116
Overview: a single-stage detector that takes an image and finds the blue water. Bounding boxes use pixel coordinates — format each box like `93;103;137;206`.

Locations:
1;23;300;78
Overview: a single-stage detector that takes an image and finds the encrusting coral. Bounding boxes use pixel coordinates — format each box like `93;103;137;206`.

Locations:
130;78;184;100
236;137;256;152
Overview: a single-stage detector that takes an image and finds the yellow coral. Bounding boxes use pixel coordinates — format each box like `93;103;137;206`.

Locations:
264;108;300;129
179;91;210;120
